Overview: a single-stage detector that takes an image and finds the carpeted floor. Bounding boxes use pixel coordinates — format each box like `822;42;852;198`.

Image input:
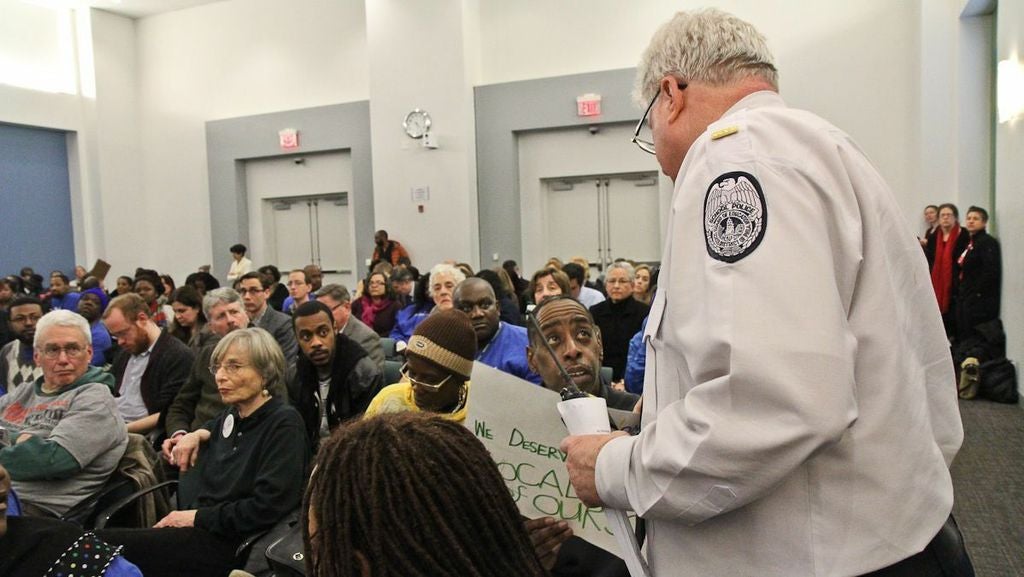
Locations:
951;399;1024;577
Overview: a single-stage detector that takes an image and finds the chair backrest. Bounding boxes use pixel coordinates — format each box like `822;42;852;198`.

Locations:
380;337;397;359
59;466;135;528
83;433;170;529
600;366;613;384
384;360;403;386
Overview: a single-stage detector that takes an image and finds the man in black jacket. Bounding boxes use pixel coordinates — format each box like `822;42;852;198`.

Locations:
238;272;298;364
953;206;1002;343
524;294;633;577
287;301;383;450
104;293;194;437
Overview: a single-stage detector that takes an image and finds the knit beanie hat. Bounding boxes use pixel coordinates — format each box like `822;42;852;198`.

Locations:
82;287;110;313
407;309;477;379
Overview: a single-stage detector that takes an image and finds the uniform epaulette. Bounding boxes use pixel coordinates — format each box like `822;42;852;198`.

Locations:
710;126;740;140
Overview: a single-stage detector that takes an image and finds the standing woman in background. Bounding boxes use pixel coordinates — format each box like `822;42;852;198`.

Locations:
928;203;967;336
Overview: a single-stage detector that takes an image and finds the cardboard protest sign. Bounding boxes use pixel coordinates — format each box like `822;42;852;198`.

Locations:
466;362;633;556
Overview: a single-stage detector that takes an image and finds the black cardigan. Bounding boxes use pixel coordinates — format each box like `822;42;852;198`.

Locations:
110;329;195;416
189;398;310;538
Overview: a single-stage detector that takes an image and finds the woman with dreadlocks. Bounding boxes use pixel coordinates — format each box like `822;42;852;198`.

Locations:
304;412;548;577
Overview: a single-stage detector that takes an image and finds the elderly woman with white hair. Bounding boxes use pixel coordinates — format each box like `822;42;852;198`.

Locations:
389;263;467;346
588;261;649;382
98;328;310;577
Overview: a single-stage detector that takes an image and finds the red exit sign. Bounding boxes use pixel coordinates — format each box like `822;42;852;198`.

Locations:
576;93;601;117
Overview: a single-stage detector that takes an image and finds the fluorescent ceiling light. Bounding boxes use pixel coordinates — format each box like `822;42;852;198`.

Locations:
998;58;1024;123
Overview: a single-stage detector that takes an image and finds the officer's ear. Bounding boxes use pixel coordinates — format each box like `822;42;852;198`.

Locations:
660;76;687;124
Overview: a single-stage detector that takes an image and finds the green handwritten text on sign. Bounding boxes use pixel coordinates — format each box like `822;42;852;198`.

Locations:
466;363;631;555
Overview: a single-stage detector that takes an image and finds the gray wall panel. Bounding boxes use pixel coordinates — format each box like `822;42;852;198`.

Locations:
206;101;373;279
474;68;637;267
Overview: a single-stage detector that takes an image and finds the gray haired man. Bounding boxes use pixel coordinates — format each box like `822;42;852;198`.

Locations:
561;9;971;576
0;310;127;517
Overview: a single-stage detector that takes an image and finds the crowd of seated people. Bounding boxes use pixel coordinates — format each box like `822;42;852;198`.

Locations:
0;235;671;576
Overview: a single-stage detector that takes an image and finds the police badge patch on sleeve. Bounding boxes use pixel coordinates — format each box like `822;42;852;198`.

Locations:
703;171;767;263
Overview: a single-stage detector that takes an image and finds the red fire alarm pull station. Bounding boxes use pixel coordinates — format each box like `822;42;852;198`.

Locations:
576;93;601;117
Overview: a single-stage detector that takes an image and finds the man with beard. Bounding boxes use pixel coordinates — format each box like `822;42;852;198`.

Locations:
76;289;112;366
527;295;638;411
370;229;410;270
524;294;635;577
453;278;540;385
104;294;194;435
0;296;44;395
287;301;383;450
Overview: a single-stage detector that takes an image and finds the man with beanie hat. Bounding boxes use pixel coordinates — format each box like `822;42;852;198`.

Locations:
364;308;476;421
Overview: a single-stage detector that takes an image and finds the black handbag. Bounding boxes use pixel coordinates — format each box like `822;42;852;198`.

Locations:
978;358;1018;404
264;521;307;577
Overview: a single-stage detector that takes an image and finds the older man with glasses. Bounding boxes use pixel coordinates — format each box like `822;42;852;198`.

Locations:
562;8;971;577
0;309;127;518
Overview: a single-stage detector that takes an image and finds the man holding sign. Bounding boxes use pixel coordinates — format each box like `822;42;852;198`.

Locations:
561;9;972;577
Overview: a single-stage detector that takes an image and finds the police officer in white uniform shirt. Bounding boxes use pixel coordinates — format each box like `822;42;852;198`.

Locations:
560;9;973;577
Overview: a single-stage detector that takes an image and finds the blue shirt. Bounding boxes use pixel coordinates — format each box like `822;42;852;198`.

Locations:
624;317;648;394
90;321;112;366
281;293;314;314
49;292;81;311
390;303;433;344
477;322;541;385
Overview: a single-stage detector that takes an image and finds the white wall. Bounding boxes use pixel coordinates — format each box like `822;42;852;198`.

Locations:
479;0;926;226
957;12;994;213
90;9;143;281
133;0;368;280
365;0;479;270
995;0;1024;368
0;9;137;280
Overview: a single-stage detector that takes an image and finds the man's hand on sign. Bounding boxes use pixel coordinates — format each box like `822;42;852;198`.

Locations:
560;432;628;507
525;516;573;570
